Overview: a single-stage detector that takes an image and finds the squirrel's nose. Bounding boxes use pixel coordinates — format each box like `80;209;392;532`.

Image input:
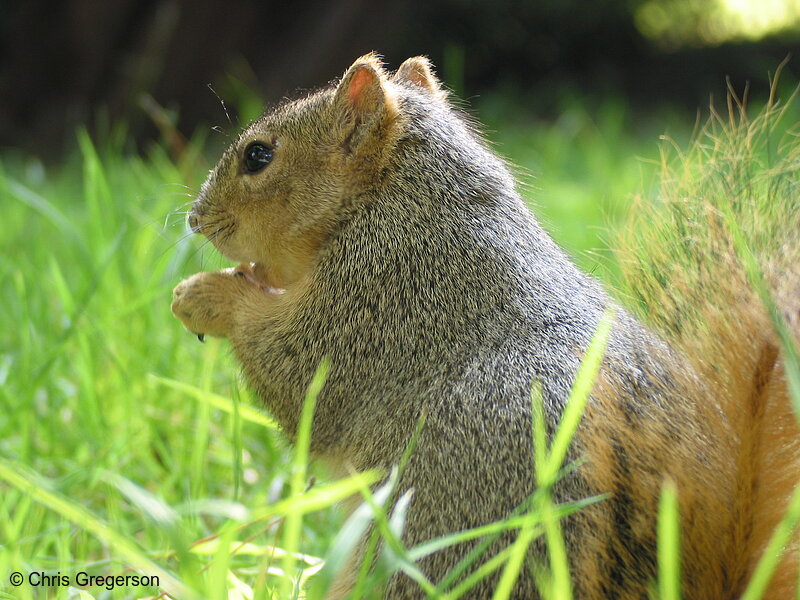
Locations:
188;212;199;231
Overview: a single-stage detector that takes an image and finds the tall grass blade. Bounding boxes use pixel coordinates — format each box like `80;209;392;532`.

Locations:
657;479;681;600
544;308;616;482
149;374;279;430
491;513;538;600
281;359;329;598
740;482;800;600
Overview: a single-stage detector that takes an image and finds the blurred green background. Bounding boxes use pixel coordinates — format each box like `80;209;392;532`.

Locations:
2;1;800;598
4;0;800;155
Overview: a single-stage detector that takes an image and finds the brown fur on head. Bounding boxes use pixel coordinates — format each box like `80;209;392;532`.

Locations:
187;53;440;290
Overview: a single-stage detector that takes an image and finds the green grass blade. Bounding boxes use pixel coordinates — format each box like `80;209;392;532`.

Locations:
149;374;279;430
387;489;414;562
251;472;383;522
526;309;615;599
491;513;539;600
344;412;429;599
6;177;76;234
657;479;681;600
446;545;515;599
540;495;572;600
544;307;615;483
30;227;125;386
740;482;800;600
412;495;602;565
349;527;383;600
531;382;547;486
350;465;437;596
281;359;329;598
101;471;179;527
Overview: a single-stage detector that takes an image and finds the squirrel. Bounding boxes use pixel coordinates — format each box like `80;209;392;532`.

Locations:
171;53;800;598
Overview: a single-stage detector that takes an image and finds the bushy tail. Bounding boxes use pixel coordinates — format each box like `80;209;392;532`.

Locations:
616;74;800;597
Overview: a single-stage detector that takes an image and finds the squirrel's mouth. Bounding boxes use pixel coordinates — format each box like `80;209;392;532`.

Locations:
235;262;286;295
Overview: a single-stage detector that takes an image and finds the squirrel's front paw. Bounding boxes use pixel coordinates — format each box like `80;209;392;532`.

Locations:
171;269;251;339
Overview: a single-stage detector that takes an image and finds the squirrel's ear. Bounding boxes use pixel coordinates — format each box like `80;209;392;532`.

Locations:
334;54;397;128
394;56;446;100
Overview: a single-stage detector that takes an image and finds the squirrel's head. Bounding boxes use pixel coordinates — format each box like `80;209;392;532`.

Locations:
189;53;446;290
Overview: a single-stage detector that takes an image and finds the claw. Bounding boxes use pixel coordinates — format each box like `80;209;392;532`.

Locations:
197;333;205;343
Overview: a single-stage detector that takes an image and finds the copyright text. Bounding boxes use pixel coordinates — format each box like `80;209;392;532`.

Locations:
11;571;160;591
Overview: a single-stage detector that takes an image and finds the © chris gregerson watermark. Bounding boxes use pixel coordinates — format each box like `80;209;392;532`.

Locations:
9;570;160;591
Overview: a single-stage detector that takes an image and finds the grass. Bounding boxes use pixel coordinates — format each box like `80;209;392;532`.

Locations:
1;84;798;599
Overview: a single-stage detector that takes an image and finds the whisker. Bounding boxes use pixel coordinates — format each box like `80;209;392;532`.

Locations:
208;84;233;125
167;206;192;216
158;182;196;192
212;125;231;140
164;199;196;219
153;205;236;274
163;213;188;231
149;225;196;265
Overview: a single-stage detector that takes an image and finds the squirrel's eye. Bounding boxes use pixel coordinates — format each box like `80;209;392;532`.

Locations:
243;142;273;173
